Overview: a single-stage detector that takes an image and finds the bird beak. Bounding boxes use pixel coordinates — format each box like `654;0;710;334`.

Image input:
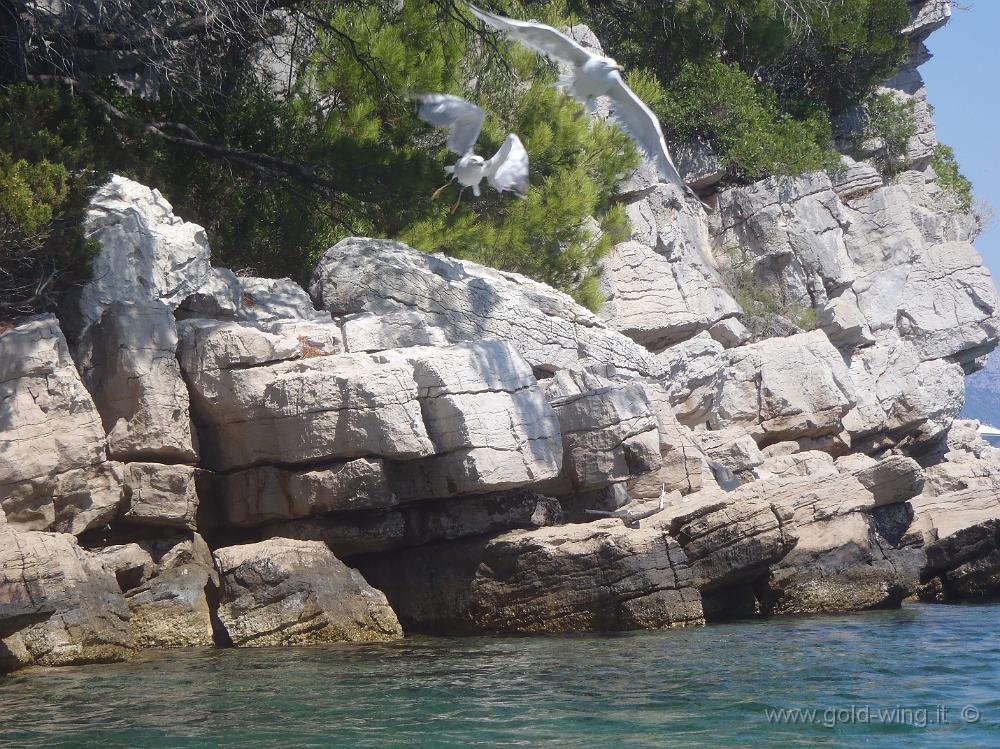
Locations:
614;64;624;71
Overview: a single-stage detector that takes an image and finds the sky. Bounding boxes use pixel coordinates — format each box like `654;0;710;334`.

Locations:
922;2;1000;278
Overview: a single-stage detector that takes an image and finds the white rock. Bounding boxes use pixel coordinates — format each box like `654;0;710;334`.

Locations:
219;459;396;527
79;175;213;330
654;332;726;427
236;276;331;323
121;463;202;530
0;316;122;534
709;330;856;442
213;539;402;646
340;311;448;352
309;237;664;377
182;347;435;471
541;381;660;494
76;301;198;462
381;341;563;499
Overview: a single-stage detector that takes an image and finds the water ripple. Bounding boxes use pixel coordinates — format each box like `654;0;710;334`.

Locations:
1;604;999;748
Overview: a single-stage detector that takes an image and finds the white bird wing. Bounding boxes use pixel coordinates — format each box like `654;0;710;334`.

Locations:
604;74;691;194
484;133;529;196
468;3;592;67
412;93;485;155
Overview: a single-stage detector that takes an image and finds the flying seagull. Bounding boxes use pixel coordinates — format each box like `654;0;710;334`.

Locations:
411;93;529;213
467;3;696;200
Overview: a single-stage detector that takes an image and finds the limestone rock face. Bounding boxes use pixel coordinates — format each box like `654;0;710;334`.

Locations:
706;140;998;450
654;332;726;427
0;316;123;534
629;382;704;497
340;311;448;353
76;301;198;462
843;332;966;449
213;539;402;646
178;322;435;470
235;276;331;324
176;318;302;376
759;449;838;480
907;423;1000;600
713;172;856;315
78;175;213;330
709;330;856;443
264;490;562;558
121;463;202;530
542;381;659;494
763;509;921;616
116;533;218;648
600;182;739;350
895;241;1000;362
831;156;883;201
0;528;133;670
691;429;763;483
309;237;663;377
668;456;926;617
219;459;396;527
380;341;562;499
361;520;704;633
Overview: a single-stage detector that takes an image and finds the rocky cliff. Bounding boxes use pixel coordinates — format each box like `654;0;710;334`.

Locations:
3;0;1000;672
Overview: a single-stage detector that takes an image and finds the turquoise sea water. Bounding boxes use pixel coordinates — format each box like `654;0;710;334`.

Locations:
1;603;998;748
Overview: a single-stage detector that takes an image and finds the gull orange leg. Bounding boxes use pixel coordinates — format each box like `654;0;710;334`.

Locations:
450;186;466;214
431;177;455;200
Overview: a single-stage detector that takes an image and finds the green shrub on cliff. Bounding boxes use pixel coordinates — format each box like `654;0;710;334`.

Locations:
567;0;910;180
0;0;920;317
649;60;839;181
933;144;974;212
303;0;637;306
861;91;918;176
0;86;108;316
114;0;636;309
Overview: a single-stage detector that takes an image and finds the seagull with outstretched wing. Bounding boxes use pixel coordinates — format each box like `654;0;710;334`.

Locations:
467;3;696;200
411;93;529;212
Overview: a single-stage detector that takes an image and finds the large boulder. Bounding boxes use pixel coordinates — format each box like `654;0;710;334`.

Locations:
76;300;198;462
361;520;704;633
78;175;214;331
120;462;203;530
708;330;856;443
654;332;726;427
668;456;925;617
309;237;663;377
235;276;331;324
97;533;219;648
0;316;123;534
213;539;402;646
379;341;563;499
541;380;660;495
178;320;435;471
0;527;133;670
